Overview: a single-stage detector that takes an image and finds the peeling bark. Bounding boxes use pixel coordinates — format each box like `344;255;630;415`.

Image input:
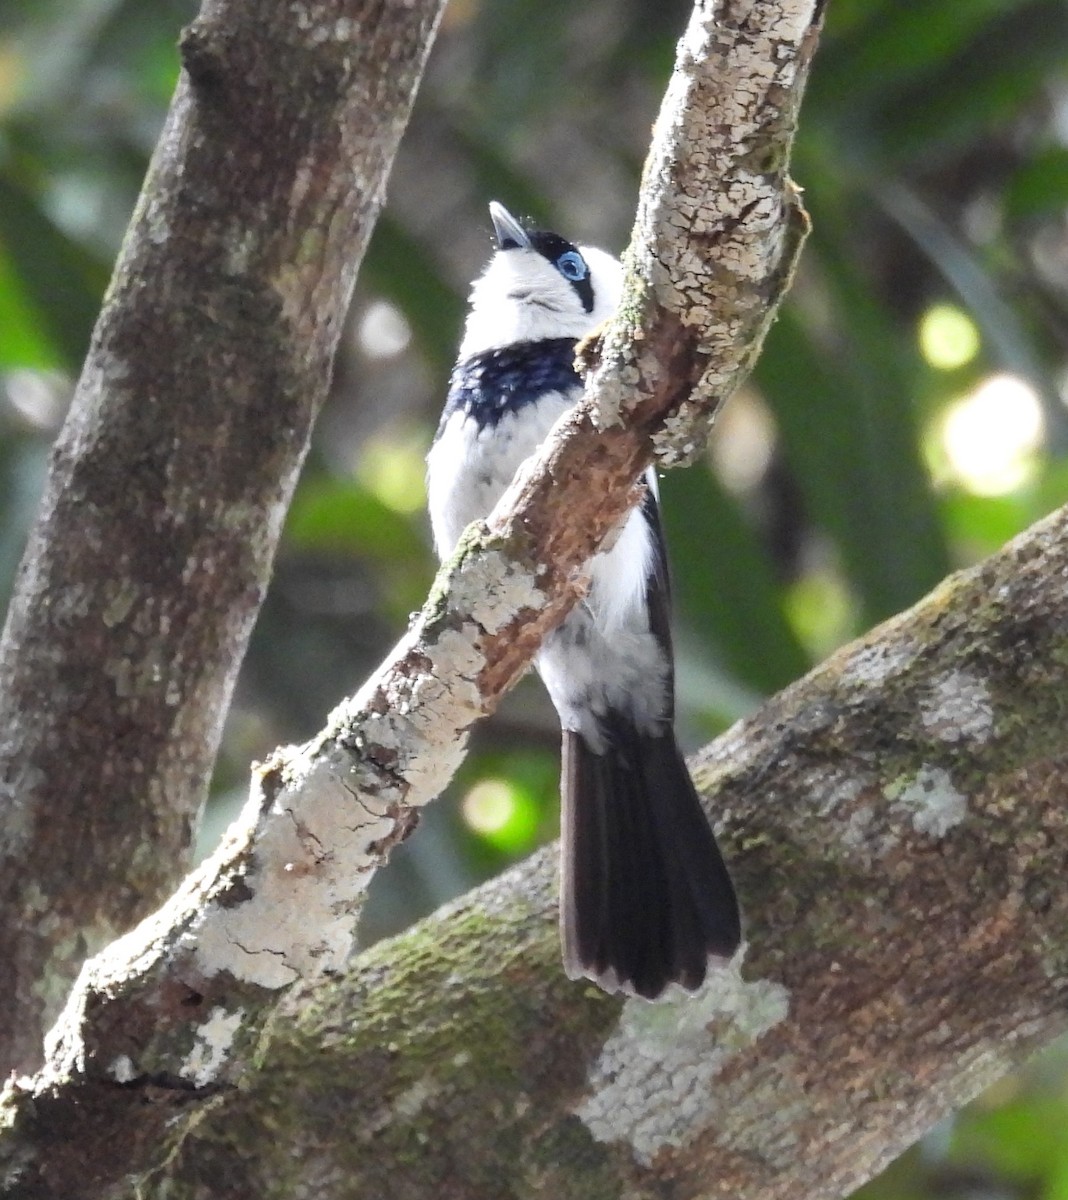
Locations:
0;0;447;1075
0;0;824;1195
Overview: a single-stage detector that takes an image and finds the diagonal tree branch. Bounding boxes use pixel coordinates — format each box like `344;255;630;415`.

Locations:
158;501;1068;1200
0;1;823;1195
0;0;448;1076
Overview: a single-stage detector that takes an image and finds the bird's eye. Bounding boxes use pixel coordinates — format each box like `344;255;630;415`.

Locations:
556;251;588;282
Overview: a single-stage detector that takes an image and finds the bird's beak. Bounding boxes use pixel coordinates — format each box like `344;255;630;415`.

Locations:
489;201;531;251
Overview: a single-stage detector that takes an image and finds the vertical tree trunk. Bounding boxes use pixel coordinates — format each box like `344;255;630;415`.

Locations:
0;0;447;1076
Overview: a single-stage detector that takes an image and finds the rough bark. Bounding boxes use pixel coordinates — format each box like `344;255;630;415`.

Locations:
0;1;822;1196
155;503;1068;1199
0;0;447;1075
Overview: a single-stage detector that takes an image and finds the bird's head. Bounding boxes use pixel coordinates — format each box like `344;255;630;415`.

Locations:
458;201;623;358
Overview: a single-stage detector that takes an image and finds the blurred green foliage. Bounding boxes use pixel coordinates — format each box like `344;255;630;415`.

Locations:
1;0;1066;1193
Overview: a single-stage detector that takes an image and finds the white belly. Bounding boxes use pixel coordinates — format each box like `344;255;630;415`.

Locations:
426;392;573;558
426;396;669;740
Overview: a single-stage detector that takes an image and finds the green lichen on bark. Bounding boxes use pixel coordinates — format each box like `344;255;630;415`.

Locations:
421;519;549;644
155;868;625;1199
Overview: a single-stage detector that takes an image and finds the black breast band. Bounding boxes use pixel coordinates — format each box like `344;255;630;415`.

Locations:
438;338;580;434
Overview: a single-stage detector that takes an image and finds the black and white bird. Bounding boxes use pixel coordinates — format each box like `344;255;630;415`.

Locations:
427;202;741;999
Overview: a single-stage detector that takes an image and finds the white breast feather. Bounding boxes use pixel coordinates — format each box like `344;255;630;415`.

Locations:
426;391;575;559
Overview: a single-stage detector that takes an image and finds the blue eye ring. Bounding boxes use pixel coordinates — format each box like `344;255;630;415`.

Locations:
556;250;588;282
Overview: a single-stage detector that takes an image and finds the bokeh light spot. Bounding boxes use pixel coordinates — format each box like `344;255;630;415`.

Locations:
358;431;427;514
919;304;981;371
940;373;1044;496
357;299;412;359
785;565;855;661
461;778;540;853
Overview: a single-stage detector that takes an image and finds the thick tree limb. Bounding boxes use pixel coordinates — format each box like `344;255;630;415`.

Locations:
0;1;821;1195
0;0;447;1075
157;503;1068;1199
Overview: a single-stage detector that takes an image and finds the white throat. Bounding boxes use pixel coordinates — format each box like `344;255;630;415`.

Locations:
458;244;623;359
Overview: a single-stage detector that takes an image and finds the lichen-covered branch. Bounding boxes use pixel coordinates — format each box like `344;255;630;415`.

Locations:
154;503;1068;1200
0;1;822;1195
0;0;447;1076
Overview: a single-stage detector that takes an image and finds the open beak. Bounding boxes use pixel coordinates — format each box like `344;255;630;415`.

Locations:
489;201;531;251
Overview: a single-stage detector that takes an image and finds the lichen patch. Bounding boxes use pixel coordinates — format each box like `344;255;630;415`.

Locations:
575;964;790;1164
180;1005;244;1088
109;1054;136;1083
450;548;545;637
190;761;392;988
919;670;995;744
889;766;968;838
837;635;920;691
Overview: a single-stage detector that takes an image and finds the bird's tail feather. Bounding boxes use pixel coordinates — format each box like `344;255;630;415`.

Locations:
560;716;741;999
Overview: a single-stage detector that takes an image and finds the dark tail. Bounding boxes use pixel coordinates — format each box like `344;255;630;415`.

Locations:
560;719;741;999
